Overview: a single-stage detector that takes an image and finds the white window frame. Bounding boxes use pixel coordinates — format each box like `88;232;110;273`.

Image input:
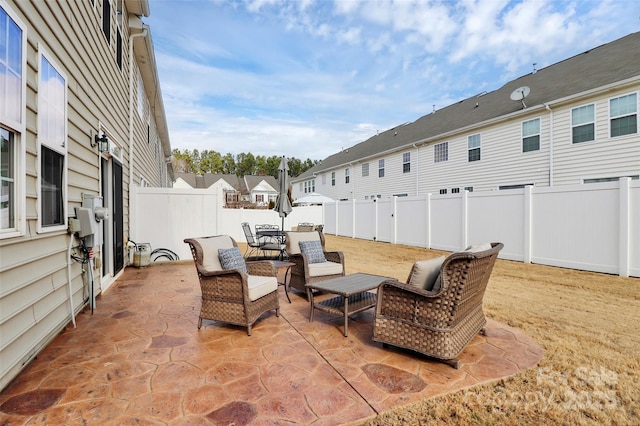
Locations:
522;118;541;153
609;92;638;138
571;103;595;144
345;168;350;184
331;172;335;186
37;46;68;233
434;142;448;163
378;159;385;178
402;152;410;173
468;133;481;162
362;162;369;177
0;2;27;238
102;0;111;44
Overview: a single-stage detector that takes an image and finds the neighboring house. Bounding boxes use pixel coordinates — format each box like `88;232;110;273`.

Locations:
244;175;279;207
0;0;172;390
174;173;279;207
291;32;640;201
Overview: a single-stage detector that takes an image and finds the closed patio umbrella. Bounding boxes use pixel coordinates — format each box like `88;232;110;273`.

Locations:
274;156;292;233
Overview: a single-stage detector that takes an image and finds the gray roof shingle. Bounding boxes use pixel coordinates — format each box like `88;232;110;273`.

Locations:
294;31;640;180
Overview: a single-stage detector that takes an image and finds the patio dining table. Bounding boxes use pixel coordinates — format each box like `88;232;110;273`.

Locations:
256;229;287;259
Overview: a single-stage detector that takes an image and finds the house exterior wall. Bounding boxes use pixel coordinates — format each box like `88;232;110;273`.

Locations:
292;80;639;202
0;0;171;391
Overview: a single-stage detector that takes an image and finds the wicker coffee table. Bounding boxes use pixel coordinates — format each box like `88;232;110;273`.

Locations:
306;273;390;337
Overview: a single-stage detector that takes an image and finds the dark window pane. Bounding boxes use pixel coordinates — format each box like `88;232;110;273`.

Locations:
116;29;122;69
572;123;594;143
523;135;540;152
102;0;111;43
468;147;481;162
41;146;64;226
611;115;637;137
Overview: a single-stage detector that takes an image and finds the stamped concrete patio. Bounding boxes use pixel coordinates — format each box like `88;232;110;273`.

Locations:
0;261;542;425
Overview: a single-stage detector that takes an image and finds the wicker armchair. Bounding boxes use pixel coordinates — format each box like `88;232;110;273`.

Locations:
373;242;504;368
284;230;345;296
184;235;280;335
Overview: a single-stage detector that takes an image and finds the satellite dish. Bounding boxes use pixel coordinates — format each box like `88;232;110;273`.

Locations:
510;86;530;108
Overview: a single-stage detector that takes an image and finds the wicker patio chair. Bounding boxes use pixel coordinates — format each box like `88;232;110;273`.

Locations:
284;230;345;296
373;242;504;368
184;235;280;335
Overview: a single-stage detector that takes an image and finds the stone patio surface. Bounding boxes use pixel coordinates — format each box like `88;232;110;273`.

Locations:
0;262;543;425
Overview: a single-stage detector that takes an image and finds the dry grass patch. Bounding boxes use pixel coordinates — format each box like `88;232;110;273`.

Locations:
317;235;639;425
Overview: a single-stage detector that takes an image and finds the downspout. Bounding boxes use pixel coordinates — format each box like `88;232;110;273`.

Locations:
544;103;554;186
128;25;148;243
416;145;419;196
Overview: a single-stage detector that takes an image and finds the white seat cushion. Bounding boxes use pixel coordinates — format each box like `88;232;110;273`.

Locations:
286;231;321;255
247;275;278;301
308;261;343;277
465;243;492;253
195;236;234;272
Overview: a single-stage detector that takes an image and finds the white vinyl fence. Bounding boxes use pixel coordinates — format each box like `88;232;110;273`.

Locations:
134;179;639;277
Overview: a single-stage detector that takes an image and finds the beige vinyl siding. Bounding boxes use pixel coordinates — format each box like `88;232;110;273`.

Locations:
552;87;640;185
385;151;416;196
417;116;550;194
0;0;132;390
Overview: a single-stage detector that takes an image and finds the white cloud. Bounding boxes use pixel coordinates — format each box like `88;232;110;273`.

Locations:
147;0;639;161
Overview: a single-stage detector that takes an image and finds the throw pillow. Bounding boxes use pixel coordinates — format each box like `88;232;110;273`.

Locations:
299;240;327;264
218;247;247;273
408;256;444;291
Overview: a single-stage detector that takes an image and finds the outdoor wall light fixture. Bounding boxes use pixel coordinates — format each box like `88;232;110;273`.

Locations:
93;134;110;152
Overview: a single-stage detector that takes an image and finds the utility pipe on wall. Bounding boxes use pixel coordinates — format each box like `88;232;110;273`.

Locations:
128;24;148;242
545;103;554;186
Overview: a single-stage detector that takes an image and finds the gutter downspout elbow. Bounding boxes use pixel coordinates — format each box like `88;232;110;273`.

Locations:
544;103;554;186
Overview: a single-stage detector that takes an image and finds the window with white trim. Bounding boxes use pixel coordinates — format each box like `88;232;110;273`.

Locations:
468;134;481;162
378;159;384;177
451;187;460;194
115;0;123;69
345;168;350;184
572;104;595;143
522;118;540;152
322;173;326;185
434;142;448;163
610;93;637;137
331;172;335;186
362;162;369;177
102;0;111;44
402;152;410;173
38;52;67;229
1;4;26;236
439;189;447;194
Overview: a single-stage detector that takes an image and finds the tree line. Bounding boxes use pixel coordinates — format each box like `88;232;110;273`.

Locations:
171;149;319;179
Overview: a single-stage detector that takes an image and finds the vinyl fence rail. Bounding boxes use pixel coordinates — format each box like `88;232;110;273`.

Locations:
134;179;639;278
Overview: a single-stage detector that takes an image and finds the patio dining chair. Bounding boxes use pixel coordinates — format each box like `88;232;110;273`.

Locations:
373;242;504;368
184;235;280;335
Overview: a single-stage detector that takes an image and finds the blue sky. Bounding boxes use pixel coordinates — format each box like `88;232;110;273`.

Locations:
146;0;639;161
